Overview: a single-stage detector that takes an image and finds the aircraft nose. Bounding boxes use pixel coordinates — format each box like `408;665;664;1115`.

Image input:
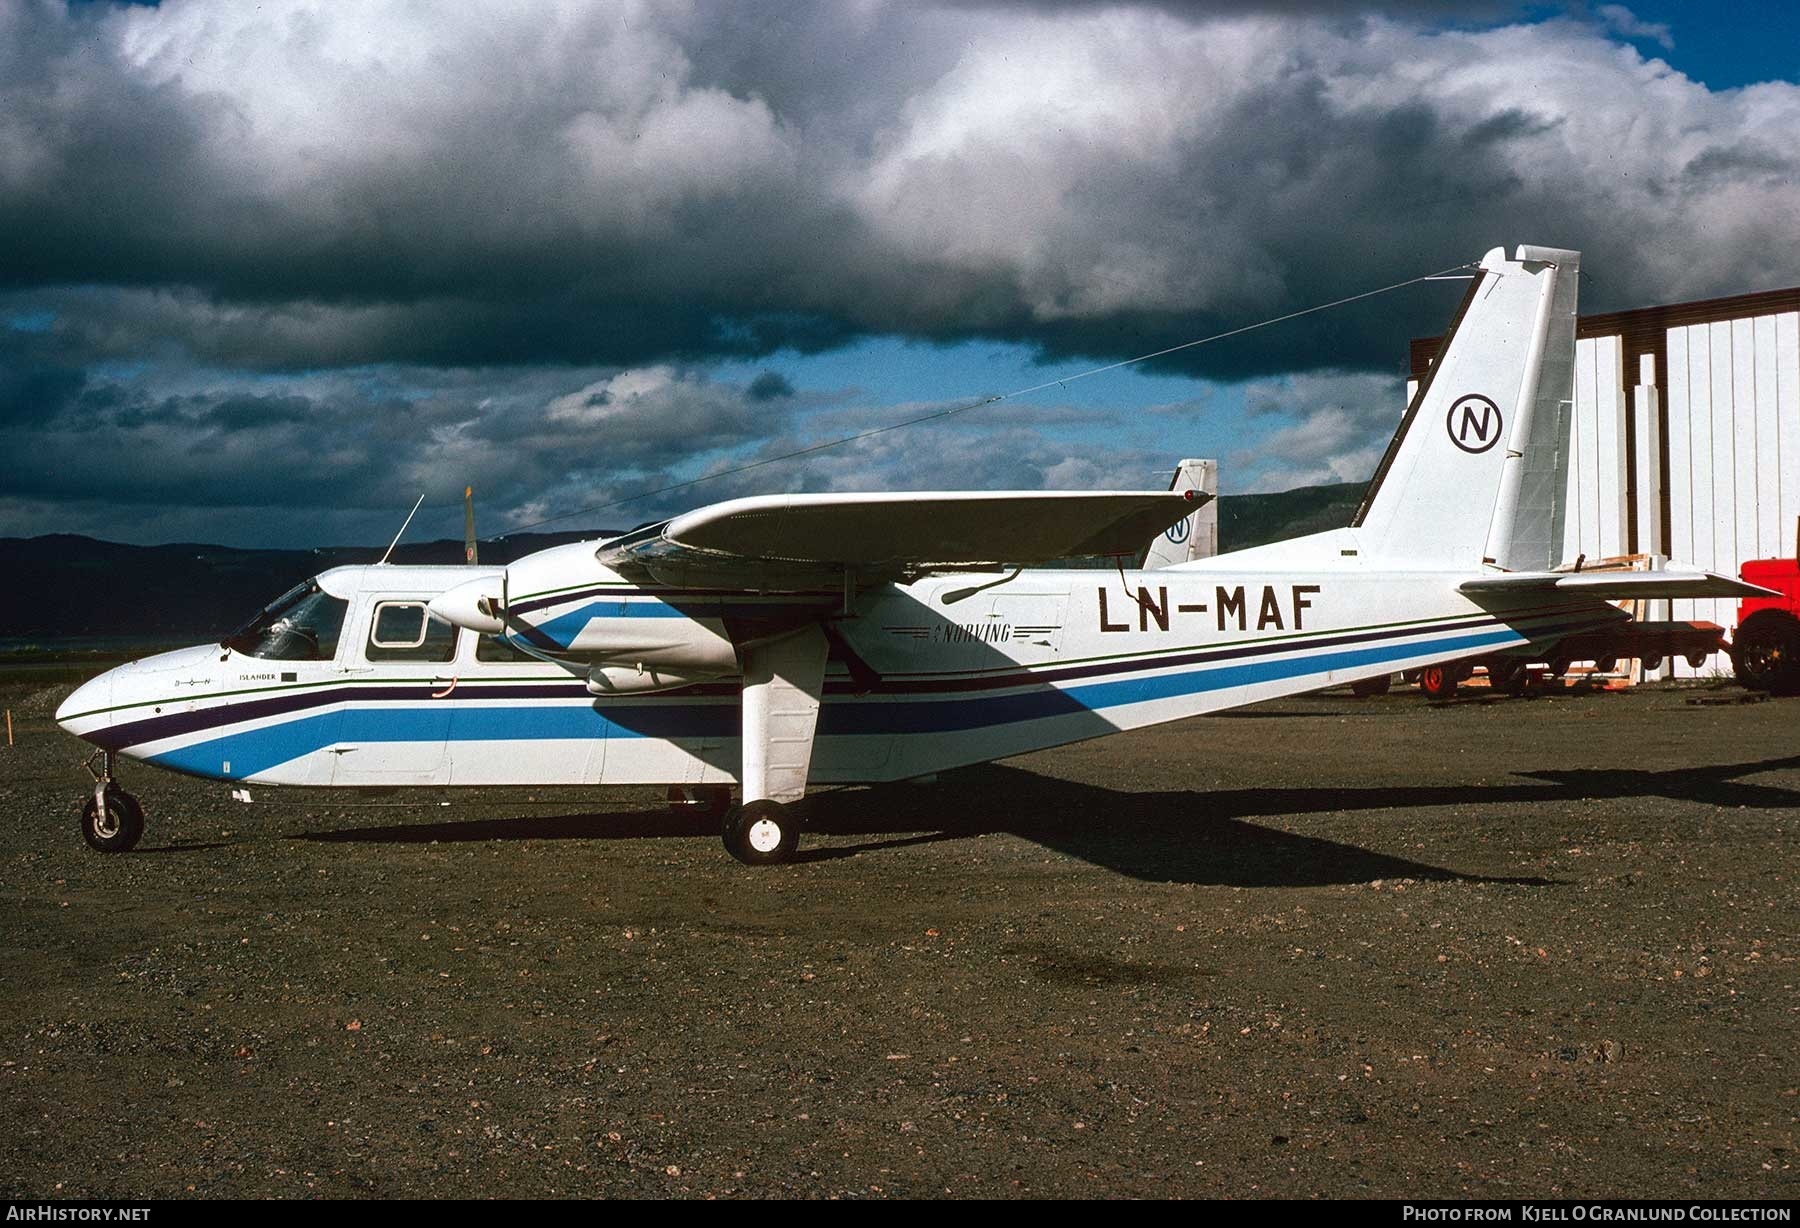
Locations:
55;669;116;737
430;575;506;635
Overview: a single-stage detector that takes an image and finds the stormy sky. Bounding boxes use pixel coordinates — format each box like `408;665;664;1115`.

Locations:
3;0;1798;547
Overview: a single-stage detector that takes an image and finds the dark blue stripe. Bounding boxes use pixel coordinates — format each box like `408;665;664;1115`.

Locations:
97;607;1563;752
143;621;1534;780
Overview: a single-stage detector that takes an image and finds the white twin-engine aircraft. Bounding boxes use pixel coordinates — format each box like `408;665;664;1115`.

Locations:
57;245;1768;863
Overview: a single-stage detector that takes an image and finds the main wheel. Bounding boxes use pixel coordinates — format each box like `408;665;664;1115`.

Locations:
722;800;801;866
80;788;145;853
1732;611;1800;695
1418;663;1458;700
1350;674;1392;698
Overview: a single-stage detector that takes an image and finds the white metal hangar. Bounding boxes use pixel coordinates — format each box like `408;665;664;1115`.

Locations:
1412;281;1800;678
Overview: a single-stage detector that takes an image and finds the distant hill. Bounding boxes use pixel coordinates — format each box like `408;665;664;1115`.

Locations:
0;531;609;642
0;482;1366;642
1218;481;1364;551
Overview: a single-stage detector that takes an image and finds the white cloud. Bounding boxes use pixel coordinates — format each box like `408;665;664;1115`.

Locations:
1598;4;1674;50
3;1;1799;543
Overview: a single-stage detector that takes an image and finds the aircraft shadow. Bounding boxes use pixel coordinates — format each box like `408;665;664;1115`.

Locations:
296;808;719;844
288;753;1800;885
798;767;1541;886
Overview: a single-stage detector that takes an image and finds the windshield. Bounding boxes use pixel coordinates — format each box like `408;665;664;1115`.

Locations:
223;579;349;661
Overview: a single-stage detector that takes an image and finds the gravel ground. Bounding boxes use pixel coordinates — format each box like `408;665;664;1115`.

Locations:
1;678;1796;1199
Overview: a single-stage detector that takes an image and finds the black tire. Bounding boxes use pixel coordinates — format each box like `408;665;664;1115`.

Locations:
1641;655;1663;672
1418;664;1458;700
1594;656;1618;674
1731;611;1800;695
81;788;145;853
1350;674;1392;698
722;799;801;866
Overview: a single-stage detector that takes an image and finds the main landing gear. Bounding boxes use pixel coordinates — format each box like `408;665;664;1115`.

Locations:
721;799;802;866
671;786;802;864
719;622;829;867
79;751;145;853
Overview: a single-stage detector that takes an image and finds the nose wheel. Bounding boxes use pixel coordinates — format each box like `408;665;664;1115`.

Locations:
79;751;145;853
722;800;801;866
81;785;145;853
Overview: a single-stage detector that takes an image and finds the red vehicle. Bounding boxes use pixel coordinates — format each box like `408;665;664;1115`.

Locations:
1732;556;1800;695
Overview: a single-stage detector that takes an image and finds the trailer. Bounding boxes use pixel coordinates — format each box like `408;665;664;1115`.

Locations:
1348;553;1733;699
1386;620;1729;699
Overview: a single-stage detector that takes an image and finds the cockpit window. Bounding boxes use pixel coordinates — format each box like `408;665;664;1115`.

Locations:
223;580;349;661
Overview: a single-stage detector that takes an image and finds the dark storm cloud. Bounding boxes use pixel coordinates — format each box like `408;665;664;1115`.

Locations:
0;357;827;540
0;365;86;424
747;372;797;402
5;0;1796;382
2;0;1799;544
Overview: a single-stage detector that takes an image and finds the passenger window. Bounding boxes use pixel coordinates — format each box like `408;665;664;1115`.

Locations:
475;634;537;663
366;601;456;662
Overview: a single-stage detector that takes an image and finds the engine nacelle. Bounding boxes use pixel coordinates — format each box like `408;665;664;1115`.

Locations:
431;539;832;691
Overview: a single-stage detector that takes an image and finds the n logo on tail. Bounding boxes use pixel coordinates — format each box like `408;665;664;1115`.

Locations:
1446;394;1503;454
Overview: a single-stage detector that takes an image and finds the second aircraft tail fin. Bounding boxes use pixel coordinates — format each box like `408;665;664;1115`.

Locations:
1143;458;1218;568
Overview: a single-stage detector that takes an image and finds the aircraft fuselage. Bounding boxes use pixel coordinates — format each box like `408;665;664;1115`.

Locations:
55;546;1613;791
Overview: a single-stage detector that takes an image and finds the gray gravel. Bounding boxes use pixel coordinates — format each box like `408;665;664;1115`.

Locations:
1;679;1796;1198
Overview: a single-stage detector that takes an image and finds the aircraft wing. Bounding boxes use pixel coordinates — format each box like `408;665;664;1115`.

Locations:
1459;568;1778;600
598;490;1207;589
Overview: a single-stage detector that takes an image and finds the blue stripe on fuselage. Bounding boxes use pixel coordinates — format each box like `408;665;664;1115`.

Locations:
143;623;1523;781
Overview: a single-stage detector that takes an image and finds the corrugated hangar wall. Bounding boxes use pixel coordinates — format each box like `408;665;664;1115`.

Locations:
1411;285;1800;678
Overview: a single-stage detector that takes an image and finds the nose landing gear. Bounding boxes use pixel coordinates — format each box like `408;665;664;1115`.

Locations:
79;751;145;853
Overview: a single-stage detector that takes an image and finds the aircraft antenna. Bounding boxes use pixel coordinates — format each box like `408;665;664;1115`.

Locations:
377;493;427;566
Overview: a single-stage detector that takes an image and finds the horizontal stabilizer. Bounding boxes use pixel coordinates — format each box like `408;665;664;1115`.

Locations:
1459;568;1777;600
601;490;1206;588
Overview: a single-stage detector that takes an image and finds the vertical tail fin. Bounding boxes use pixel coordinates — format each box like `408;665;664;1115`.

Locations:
1353;245;1579;569
1143;458;1218;567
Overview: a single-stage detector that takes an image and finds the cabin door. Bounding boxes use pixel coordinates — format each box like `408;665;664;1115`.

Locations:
330;596;456;785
